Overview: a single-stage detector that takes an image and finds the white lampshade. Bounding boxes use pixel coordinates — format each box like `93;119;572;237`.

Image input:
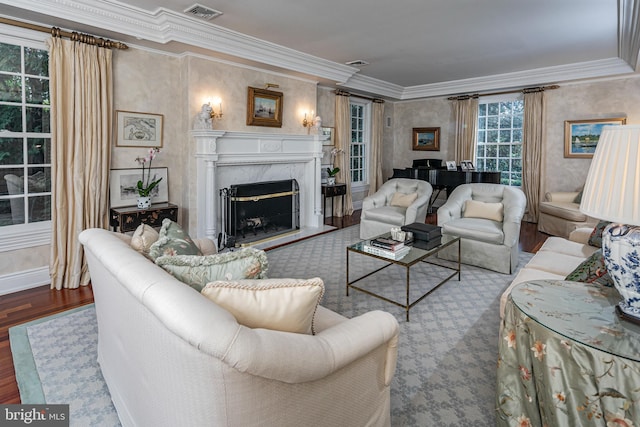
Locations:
579;125;640;225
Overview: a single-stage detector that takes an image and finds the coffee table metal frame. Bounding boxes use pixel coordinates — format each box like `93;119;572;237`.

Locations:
346;235;461;321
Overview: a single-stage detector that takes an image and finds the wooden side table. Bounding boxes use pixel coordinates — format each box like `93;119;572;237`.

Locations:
321;183;346;225
110;203;178;233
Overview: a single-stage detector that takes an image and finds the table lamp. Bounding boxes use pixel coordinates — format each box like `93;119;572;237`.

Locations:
579;124;640;322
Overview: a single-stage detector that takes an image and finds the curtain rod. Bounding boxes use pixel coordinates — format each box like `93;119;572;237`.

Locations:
0;16;128;49
447;85;559;100
334;89;384;103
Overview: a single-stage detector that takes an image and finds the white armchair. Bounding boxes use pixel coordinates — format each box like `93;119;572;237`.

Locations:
537;191;597;238
437;183;526;274
359;178;433;239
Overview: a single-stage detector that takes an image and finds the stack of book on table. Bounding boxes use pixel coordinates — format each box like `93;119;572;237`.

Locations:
363;237;411;260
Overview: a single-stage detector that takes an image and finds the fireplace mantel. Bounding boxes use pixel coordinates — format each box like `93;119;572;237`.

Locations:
191;130;325;242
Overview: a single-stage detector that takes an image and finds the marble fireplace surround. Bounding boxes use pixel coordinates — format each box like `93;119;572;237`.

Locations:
191;130;326;244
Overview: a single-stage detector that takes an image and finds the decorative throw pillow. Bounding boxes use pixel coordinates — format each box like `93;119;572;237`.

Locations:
155;248;268;292
148;219;202;260
130;224;159;256
588;220;611;248
463;200;504;222
573;189;583;204
565;249;613;286
201;277;325;334
390;192;418;208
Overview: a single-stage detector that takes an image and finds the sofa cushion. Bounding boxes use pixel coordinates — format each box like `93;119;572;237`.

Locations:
148;219;202;260
539;201;587;222
463;200;504;222
201;277;325;334
130;224;159;256
155;248;268;292
441;217;504;245
363;205;407;224
522;251;587;277
588;220;611;248
390;191;418;208
565;249;613;286
537;236;599;259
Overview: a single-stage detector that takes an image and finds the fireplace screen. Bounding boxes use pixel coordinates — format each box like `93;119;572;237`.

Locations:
220;179;300;248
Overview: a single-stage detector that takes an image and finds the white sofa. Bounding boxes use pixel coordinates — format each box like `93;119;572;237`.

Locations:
79;228;399;427
499;226;598;318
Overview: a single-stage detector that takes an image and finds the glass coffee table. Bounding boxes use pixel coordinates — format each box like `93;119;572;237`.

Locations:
346;234;461;321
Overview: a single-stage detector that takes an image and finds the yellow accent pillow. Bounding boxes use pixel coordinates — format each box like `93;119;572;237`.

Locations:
130;224;159;256
201;277;325;334
463;200;504;222
390;192;418;207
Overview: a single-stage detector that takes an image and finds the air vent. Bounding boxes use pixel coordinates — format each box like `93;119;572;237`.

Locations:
345;60;369;66
184;4;223;20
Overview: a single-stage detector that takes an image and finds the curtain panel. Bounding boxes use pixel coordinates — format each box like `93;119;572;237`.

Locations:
368;100;385;196
453;97;479;163
522;91;545;223
334;93;354;217
48;37;113;290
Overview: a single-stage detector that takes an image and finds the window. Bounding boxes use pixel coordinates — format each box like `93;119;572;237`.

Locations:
349;100;370;186
0;39;51;229
476;96;523;186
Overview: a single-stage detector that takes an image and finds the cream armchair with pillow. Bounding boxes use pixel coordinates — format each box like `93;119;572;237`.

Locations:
359;178;433;239
437;183;526;274
537;190;597;238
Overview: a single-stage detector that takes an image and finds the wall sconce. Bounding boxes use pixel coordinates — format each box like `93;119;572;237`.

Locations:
302;110;314;134
208;97;223;120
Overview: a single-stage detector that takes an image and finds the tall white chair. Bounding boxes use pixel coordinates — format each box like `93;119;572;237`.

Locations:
437;183;526;274
359;178;433;239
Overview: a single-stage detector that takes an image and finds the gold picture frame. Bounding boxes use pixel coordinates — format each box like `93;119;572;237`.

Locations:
564;117;626;158
247;87;283;127
412;127;440;151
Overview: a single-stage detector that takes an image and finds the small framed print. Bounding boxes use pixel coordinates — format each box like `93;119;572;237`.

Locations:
461;160;475;171
446;161;457;171
116;111;164;148
321;127;335;146
412;127;440;151
247;86;283;127
109;167;168;208
564;117;626;158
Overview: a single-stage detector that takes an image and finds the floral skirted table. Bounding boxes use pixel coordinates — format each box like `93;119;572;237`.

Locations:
496;280;640;426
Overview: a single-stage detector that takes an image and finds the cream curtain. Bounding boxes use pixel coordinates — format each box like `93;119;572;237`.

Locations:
334;92;353;216
453;97;479;163
368;100;385;196
522;90;546;223
48;36;113;290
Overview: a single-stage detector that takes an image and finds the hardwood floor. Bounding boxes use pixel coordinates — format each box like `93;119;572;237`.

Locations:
0;211;548;404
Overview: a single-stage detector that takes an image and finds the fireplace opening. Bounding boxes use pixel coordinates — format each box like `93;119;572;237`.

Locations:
220;179;300;248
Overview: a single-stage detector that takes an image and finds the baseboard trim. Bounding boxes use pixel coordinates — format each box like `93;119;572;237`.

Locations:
0;267;50;295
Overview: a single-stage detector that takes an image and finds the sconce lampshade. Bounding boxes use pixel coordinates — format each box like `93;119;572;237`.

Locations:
579;124;640;322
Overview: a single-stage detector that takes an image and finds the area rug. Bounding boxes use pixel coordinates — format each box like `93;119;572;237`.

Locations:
10;226;531;427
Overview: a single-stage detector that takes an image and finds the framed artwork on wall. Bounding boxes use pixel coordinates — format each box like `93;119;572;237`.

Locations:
412;127;440;151
109;167;168;208
564;117;626;158
246;86;283;127
321;127;334;146
115;111;164;148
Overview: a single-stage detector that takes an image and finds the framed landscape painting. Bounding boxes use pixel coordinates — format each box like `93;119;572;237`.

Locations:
412;127;440;151
109;167;168;207
564;117;626;158
246;87;283;127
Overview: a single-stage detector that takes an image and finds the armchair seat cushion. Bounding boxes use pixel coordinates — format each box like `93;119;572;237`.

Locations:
362;205;407;224
441;218;505;245
539;201;588;222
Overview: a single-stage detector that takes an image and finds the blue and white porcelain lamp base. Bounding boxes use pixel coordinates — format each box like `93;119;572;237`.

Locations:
603;223;640;322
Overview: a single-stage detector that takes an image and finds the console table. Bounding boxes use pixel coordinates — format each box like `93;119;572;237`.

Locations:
496;280;640;426
321;183;346;224
110;203;178;233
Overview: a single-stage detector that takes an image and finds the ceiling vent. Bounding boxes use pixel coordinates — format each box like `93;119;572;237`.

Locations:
184;4;223;20
345;60;370;67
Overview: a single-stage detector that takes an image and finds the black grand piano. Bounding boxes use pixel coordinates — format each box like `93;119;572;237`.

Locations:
391;159;502;210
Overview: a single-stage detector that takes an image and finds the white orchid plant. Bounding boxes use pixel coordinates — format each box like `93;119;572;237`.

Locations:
327;147;343;177
135;147;162;197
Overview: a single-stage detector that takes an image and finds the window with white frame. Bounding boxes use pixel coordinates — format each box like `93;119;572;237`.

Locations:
350;100;370;185
0;38;51;229
476;95;523;186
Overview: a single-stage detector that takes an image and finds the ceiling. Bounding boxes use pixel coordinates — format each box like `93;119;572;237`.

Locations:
1;0;638;99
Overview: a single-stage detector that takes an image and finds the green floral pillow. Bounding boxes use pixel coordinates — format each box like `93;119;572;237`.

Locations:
148;219;202;260
587;220;611;248
155;248;268;291
565;249;613;286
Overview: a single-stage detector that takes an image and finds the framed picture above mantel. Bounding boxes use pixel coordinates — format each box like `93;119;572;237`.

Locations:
564;117;626;158
246;86;283;127
412;127;440;151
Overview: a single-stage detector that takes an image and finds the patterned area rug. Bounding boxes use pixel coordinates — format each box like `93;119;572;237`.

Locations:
10;226;531;427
